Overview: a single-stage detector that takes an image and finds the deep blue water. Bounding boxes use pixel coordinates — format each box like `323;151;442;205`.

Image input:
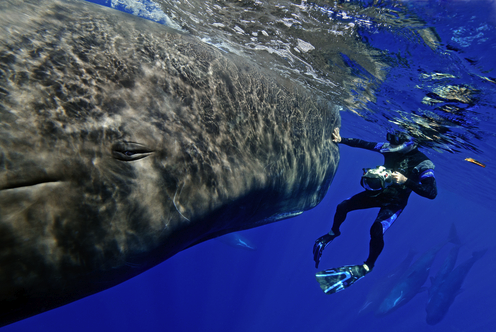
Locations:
3;0;496;331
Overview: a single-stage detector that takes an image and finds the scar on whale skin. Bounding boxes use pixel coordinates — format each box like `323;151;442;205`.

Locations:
173;182;190;222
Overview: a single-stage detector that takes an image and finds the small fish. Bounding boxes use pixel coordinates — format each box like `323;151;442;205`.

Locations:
464;158;486;168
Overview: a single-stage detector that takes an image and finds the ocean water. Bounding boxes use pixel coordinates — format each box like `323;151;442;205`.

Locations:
3;0;496;331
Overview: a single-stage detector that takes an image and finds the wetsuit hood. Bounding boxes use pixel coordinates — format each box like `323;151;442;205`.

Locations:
386;131;411;145
381;131;417;154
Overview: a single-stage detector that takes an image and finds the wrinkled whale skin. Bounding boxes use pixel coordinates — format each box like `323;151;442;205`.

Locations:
0;0;339;326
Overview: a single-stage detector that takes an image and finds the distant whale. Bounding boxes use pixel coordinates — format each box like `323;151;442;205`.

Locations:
426;249;487;325
358;249;416;315
218;232;257;251
0;0;339;327
376;225;461;316
428;244;460;303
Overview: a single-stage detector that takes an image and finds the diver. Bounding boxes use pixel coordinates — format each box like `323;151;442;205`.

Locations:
313;128;437;294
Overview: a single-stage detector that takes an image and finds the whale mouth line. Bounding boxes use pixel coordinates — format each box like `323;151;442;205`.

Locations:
0;179;63;191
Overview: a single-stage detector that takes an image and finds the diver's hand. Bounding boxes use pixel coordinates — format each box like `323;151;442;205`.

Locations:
392;171;407;185
332;127;341;143
313;233;338;268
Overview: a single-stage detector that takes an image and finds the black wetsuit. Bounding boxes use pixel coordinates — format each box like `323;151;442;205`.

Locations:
332;138;437;269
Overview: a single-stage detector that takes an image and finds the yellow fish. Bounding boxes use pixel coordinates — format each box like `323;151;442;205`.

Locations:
465;158;486;168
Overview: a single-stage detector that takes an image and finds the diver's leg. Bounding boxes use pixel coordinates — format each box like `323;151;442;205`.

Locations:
332;191;378;234
315;197;404;292
364;207;404;269
364;222;384;270
314;192;378;268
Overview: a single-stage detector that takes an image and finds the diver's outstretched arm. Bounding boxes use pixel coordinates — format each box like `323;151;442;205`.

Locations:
339;137;386;152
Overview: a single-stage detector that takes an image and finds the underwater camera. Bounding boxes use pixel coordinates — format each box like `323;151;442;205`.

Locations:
360;166;393;191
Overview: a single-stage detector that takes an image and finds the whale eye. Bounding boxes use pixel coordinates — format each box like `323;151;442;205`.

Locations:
112;141;154;161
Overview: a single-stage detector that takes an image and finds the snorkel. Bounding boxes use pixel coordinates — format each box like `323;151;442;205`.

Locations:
380;140;416;154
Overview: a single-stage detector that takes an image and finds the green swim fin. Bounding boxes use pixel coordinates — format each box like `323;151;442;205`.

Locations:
315;264;370;294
